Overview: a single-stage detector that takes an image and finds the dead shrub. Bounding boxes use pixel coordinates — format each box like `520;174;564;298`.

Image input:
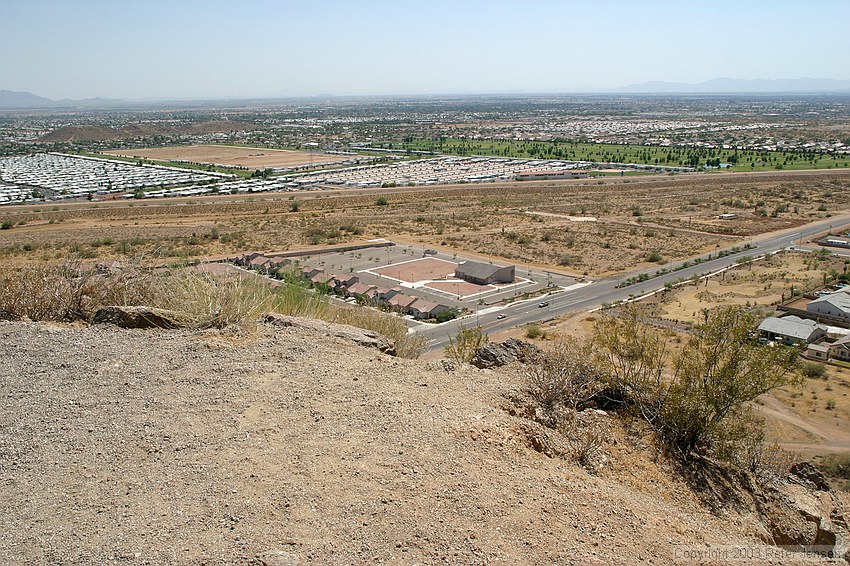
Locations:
525;338;601;415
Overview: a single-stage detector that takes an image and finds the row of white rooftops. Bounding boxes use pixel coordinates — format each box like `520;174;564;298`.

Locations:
133;178;316;199
0;181;30;205
0;153;227;199
292;156;592;187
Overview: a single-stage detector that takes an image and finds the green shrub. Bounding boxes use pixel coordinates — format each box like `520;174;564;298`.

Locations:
593;306;801;462
444;325;488;364
526;324;544;339
800;361;827;379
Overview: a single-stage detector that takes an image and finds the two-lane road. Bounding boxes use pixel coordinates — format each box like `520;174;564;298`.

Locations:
417;213;850;352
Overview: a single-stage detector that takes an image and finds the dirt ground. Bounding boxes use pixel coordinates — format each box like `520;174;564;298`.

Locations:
370;257;457;283
644;251;848;323
103;145;352;169
2;169;849;275
0;321;822;564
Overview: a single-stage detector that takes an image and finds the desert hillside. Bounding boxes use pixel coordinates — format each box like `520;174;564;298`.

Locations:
0;321;844;564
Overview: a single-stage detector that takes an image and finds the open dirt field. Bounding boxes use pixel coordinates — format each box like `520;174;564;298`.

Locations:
641;251;848;324
103;144;351;169
1;169;849;276
370;257;457;283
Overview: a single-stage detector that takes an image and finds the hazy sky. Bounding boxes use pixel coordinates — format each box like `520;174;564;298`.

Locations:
4;0;849;99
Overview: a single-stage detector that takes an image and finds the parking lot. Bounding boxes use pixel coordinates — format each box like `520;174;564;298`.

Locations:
299;241;578;309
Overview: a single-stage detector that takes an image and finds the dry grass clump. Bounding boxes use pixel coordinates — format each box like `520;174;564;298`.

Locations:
0;259;426;358
0;258;153;321
332;307;427;359
149;271;278;329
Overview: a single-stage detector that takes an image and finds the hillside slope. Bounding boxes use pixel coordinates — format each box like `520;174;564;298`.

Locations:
0;321;836;564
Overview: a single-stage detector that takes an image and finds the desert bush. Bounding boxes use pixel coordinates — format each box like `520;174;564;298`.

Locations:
800;360;826;379
525;324;543;339
593;306;801;462
444;324;488;364
525;338;601;413
592;308;669;424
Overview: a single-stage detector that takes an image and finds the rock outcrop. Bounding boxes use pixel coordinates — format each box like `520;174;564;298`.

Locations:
471;338;540;369
685;456;850;562
262;312;396;356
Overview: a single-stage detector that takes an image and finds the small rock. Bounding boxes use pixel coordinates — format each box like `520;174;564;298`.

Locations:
91;306;182;329
472;339;540;369
262;313;396;356
257;549;300;566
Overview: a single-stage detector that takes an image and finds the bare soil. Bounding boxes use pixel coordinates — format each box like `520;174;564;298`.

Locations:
0;169;849;275
104;145;352;169
0;321;806;564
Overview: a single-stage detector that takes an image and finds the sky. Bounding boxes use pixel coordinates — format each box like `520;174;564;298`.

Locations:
3;0;850;100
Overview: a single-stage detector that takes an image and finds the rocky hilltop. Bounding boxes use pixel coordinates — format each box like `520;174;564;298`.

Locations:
0;320;847;564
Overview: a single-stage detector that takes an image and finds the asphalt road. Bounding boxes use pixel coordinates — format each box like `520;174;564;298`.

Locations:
417;213;850;353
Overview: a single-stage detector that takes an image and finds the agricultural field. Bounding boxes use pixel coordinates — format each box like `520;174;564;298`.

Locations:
102;144;353;170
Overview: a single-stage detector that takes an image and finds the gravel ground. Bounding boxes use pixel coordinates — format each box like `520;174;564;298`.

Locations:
0;321;801;564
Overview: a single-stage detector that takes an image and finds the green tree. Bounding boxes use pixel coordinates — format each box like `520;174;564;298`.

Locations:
664;307;800;454
594;306;801;462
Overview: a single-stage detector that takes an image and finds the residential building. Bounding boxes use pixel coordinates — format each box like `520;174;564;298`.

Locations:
757;315;828;345
807;290;850;322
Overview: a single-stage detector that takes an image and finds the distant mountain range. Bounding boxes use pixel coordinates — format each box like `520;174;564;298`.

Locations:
3;79;850;109
0;89;127;110
618;78;850;93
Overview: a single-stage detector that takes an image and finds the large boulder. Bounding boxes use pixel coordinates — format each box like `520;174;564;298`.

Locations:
91;306;182;329
262;313;396;356
472;338;540;369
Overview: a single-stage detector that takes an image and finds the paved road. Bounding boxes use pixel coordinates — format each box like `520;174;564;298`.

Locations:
416;213;850;353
